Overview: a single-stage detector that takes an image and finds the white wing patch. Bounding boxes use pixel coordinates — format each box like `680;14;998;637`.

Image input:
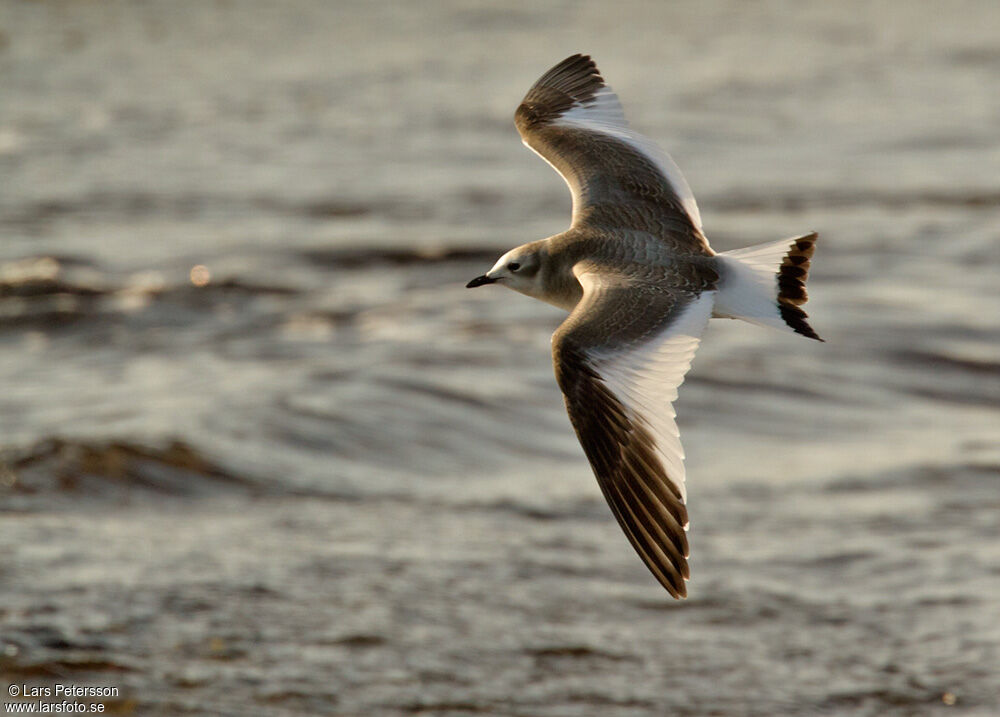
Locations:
561;86;627;125
582;281;716;504
555;87;703;231
523;139;580;218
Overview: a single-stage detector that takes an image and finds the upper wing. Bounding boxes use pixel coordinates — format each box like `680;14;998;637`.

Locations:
552;264;716;597
516;54;711;255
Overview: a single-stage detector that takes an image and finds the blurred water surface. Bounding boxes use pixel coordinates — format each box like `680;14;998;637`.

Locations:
1;2;999;715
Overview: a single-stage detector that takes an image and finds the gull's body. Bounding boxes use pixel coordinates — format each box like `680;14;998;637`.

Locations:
467;55;821;598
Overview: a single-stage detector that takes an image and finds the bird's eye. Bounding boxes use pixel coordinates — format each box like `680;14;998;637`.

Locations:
507;262;521;272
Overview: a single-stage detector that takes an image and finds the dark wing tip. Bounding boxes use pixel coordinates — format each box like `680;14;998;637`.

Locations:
535;53;603;94
555;345;692;599
515;54;606;131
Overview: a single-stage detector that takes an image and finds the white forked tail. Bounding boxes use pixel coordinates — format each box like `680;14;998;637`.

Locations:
713;232;822;341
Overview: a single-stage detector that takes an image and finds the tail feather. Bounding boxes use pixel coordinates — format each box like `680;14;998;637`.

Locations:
778;302;821;341
776;234;816;307
714;232;823;341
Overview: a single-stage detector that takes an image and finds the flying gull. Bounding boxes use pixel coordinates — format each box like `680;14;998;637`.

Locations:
466;54;821;598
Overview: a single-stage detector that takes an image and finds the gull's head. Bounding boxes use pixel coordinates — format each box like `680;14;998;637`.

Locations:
466;244;543;296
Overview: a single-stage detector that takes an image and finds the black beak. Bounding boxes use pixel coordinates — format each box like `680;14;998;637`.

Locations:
466;275;497;288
